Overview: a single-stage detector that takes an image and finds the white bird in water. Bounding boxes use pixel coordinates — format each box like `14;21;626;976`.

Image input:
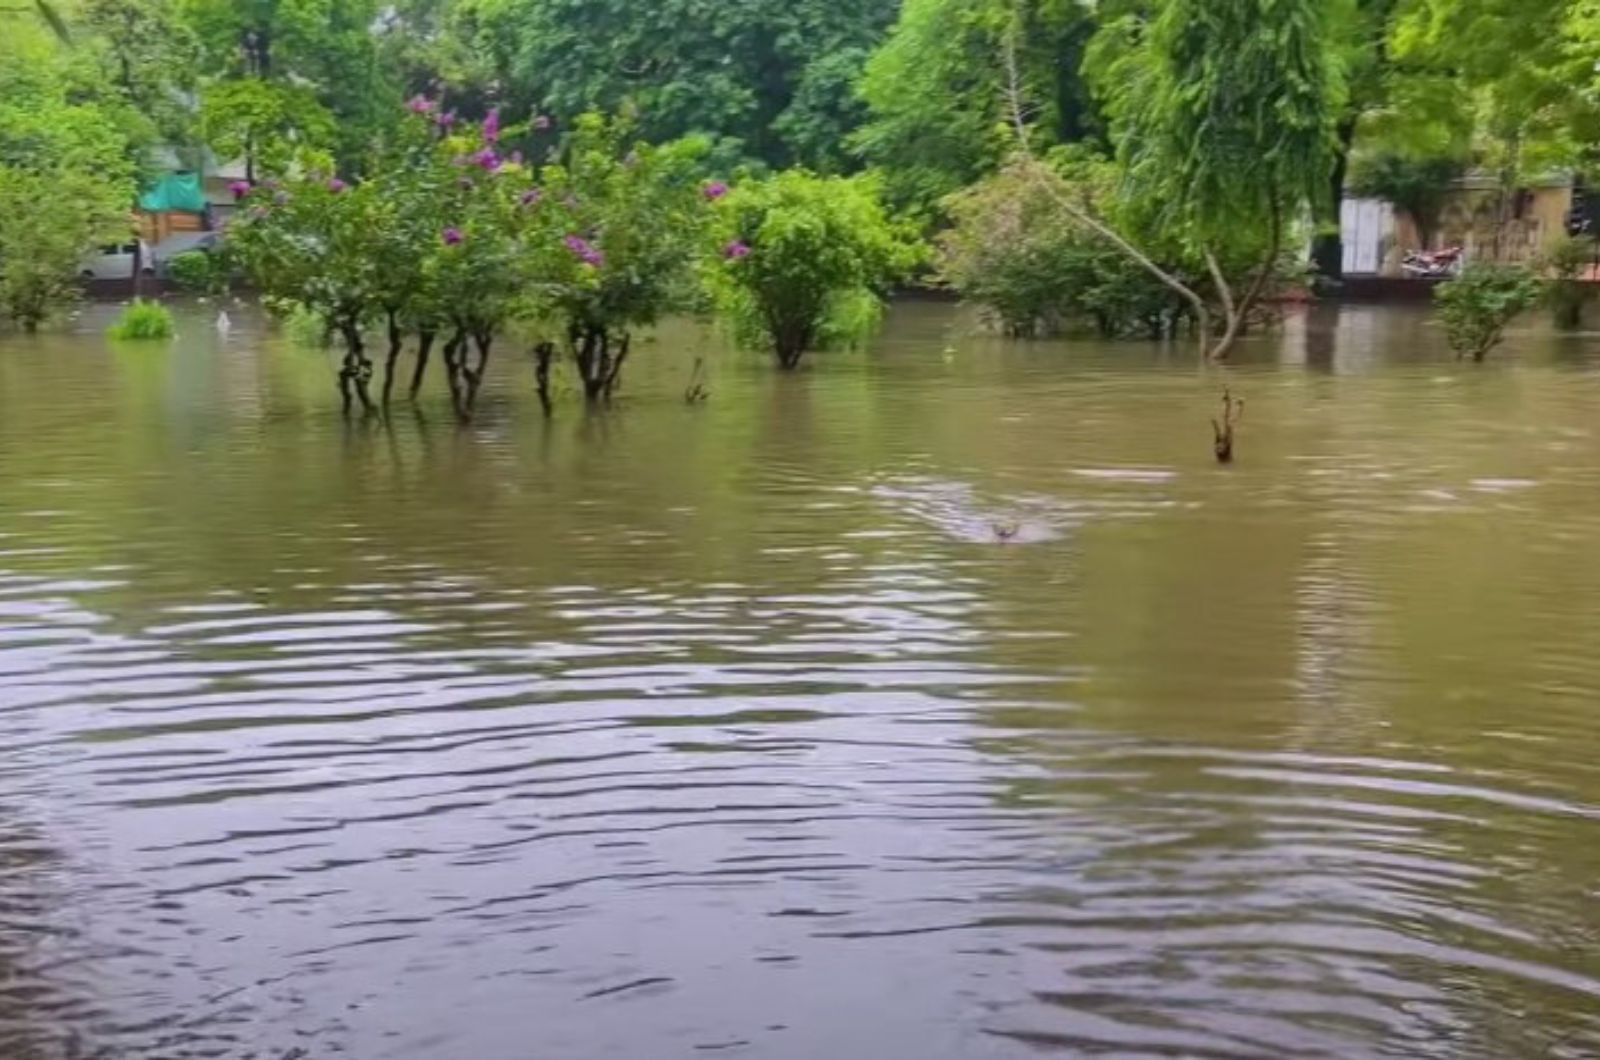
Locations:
216;310;232;335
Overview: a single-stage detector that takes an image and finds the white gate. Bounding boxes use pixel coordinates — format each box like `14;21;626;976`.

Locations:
1340;198;1394;275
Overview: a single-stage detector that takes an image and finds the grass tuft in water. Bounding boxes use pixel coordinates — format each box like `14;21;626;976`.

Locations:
107;299;175;341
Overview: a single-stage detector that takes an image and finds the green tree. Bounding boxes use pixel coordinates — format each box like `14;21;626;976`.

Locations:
706;170;921;368
0;36;139;330
1348;151;1467;249
181;0;398;174
1434;262;1544;360
79;0;201;149
1090;0;1347;356
939;157;1185;339
200;79;335;180
532;114;711;402
465;0;894;171
854;0;1101;214
0;167;129;330
1395;0;1595;258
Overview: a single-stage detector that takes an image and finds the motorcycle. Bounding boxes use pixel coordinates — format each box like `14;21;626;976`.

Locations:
1402;246;1464;278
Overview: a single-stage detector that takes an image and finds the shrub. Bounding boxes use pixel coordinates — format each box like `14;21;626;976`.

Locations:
0;167;129;332
1540;236;1595;331
939;159;1186;339
706;170;922;368
1434;263;1544;361
167;250;231;296
107;299;176;341
535;114;714;398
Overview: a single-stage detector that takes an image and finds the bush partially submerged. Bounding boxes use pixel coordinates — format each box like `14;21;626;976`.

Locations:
1435;264;1544;361
1540;236;1594;331
938;159;1186;339
706;170;922;368
107;299;176;341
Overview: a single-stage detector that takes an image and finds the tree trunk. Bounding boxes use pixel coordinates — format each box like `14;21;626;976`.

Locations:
533;341;556;414
1000;32;1212;352
382;310;404;408
409;329;435;399
1311;117;1358;284
441;330;468;419
571;324;625;402
1208;200;1284;361
338;320;375;415
462;329;493;417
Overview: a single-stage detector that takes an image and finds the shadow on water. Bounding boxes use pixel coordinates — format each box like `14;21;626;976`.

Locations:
1;301;1600;1057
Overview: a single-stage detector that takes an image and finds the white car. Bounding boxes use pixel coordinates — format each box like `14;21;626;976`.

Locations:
80;241;154;280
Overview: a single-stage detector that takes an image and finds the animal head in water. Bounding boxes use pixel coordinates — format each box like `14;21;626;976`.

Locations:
992;521;1020;542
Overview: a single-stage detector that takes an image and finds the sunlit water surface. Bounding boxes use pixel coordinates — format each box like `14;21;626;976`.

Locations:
2;302;1599;1059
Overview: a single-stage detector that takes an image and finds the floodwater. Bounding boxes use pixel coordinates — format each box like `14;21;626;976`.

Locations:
2;301;1599;1059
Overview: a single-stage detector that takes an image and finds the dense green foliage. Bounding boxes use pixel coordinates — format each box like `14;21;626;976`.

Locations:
1435;263;1545;360
706;171;919;368
107;298;176;339
1540;236;1594;330
166;249;230;296
466;0;893;173
854;0;1099;213
938;160;1183;339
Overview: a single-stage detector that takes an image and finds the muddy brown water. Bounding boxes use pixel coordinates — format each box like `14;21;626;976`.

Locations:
2;302;1599;1058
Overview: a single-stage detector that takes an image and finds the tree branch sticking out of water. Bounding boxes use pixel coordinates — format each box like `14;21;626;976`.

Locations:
1213;388;1243;463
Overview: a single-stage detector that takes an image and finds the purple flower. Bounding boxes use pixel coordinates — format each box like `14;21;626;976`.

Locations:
437;110;458;130
703;181;729;201
520;188;543;207
228;180;252;200
474;147;501;172
532;114;552;131
442;227;464;246
327;178;348;194
406;95;437;115
724;240;751;261
509;150;524;165
483;108;501;143
564;234;604;268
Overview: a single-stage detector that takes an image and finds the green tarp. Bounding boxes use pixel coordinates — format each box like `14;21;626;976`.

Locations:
138;172;206;214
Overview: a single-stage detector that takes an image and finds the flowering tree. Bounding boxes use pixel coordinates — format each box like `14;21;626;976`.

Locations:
532;114;711;404
230;170;389;412
230;102;560;420
705;170;921;368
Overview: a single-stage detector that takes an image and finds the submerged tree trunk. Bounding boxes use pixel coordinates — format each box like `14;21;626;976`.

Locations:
409;329;435;400
533;341;556;414
1206;200;1283;361
569;323;631;402
381;309;405;409
337;319;375;415
461;328;493;418
441;329;469;420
